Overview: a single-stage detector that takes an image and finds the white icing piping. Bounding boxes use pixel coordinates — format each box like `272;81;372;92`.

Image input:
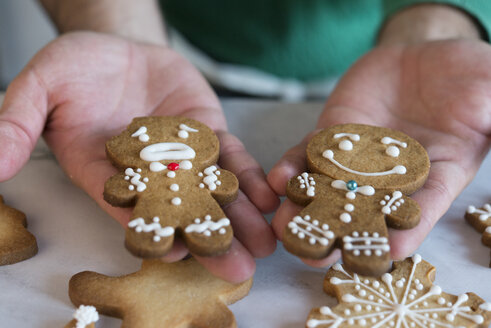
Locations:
485;226;491;234
467;204;491;221
381;191;403;214
298;172;315;197
288;215;334;246
74;305;99;328
334;133;360;141
140;142;196;161
308;254;486;328
331;180;375;197
322;150;406;176
125;168;147;192
381;137;407;148
178;123;199;139
198;166;221;190
343;231;390;256
131;126;149;142
128;217;175;242
184;215;229;236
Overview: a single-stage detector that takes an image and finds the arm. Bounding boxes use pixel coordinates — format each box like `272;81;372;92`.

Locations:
39;0;167;45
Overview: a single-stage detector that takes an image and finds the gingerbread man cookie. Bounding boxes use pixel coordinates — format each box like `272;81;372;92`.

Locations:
306;254;491;328
465;203;491;267
69;258;252;328
65;305;99;328
284;124;430;276
0;195;38;265
104;117;238;258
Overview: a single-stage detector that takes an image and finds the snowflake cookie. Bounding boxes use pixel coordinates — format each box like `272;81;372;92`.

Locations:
306;254;491;328
465;203;491;267
65;305;99;328
69;258;252;328
104;117;238;258
284;124;430;276
0;195;38;265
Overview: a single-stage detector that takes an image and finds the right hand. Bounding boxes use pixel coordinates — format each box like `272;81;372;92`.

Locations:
0;32;279;282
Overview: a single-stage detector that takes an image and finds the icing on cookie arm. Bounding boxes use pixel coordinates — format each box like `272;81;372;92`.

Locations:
199;167;238;205
286;173;333;206
381;191;421;229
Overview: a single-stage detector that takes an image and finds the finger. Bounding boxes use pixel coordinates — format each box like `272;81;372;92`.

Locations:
271;199;304;241
267;130;320;196
193;238;256;283
301;249;342;268
216;130;279;214
0;69;49;180
223;190;276;258
389;161;464;259
160;238;189;263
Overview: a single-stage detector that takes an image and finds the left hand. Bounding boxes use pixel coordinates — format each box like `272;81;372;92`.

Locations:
268;39;491;266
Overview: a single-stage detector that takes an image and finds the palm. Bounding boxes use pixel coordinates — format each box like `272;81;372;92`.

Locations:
1;32;278;282
269;39;491;264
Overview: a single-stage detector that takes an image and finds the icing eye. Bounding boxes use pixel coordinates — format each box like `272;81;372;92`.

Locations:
339;139;353;151
386;145;400;157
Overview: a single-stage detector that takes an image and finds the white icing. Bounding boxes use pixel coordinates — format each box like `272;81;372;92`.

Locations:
128;217;174;242
323;150;406;176
345;204;354;212
381;136;407;148
309;254;485;328
334;133;360;141
343;232;390;257
288;215;334;246
131;126;149;142
340;213;351;223
298;172;316;197
485;226;491;234
140;142;195;161
125;168;147;192
184;215;230;236
170;184;179;191
381;191;403;214
73;305;99;328
331;180;375;198
171;197;181;205
178;124;199;139
480;302;491;311
149;162;166;172
339;140;353;151
180;160;193;170
200;166;220;191
167;171;176;178
467;204;491;221
386;145;400;157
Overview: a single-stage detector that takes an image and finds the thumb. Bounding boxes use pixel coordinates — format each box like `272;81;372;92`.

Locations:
0;68;48;181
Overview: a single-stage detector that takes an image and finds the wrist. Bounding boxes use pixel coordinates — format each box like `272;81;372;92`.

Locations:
378;4;483;46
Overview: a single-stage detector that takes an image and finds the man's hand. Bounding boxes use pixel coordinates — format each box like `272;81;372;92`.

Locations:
269;38;491;266
0;32;279;282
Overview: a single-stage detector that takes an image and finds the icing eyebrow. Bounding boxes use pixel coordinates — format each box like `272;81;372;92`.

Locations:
334;133;360;141
381;137;407;148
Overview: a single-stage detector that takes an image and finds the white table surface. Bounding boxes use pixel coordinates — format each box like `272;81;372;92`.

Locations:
0;96;490;327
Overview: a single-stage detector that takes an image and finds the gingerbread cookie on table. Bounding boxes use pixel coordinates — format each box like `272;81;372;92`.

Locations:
306;254;491;328
0;195;38;265
465;203;491;267
284;124;430;276
104;116;238;258
69;258;252;328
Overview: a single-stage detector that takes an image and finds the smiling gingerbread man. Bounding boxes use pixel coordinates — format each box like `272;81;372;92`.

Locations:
283;124;430;276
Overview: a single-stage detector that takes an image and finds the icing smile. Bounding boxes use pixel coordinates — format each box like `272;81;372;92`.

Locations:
322;150;406;176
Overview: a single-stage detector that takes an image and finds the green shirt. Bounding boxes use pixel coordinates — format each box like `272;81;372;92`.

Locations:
160;0;491;81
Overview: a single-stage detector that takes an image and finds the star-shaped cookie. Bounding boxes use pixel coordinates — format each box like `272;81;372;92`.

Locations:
69;258;252;328
0;195;38;265
306;254;491;328
465;203;491;267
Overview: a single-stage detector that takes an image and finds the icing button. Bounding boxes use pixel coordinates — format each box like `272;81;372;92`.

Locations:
168;162;179;171
346;180;358;191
